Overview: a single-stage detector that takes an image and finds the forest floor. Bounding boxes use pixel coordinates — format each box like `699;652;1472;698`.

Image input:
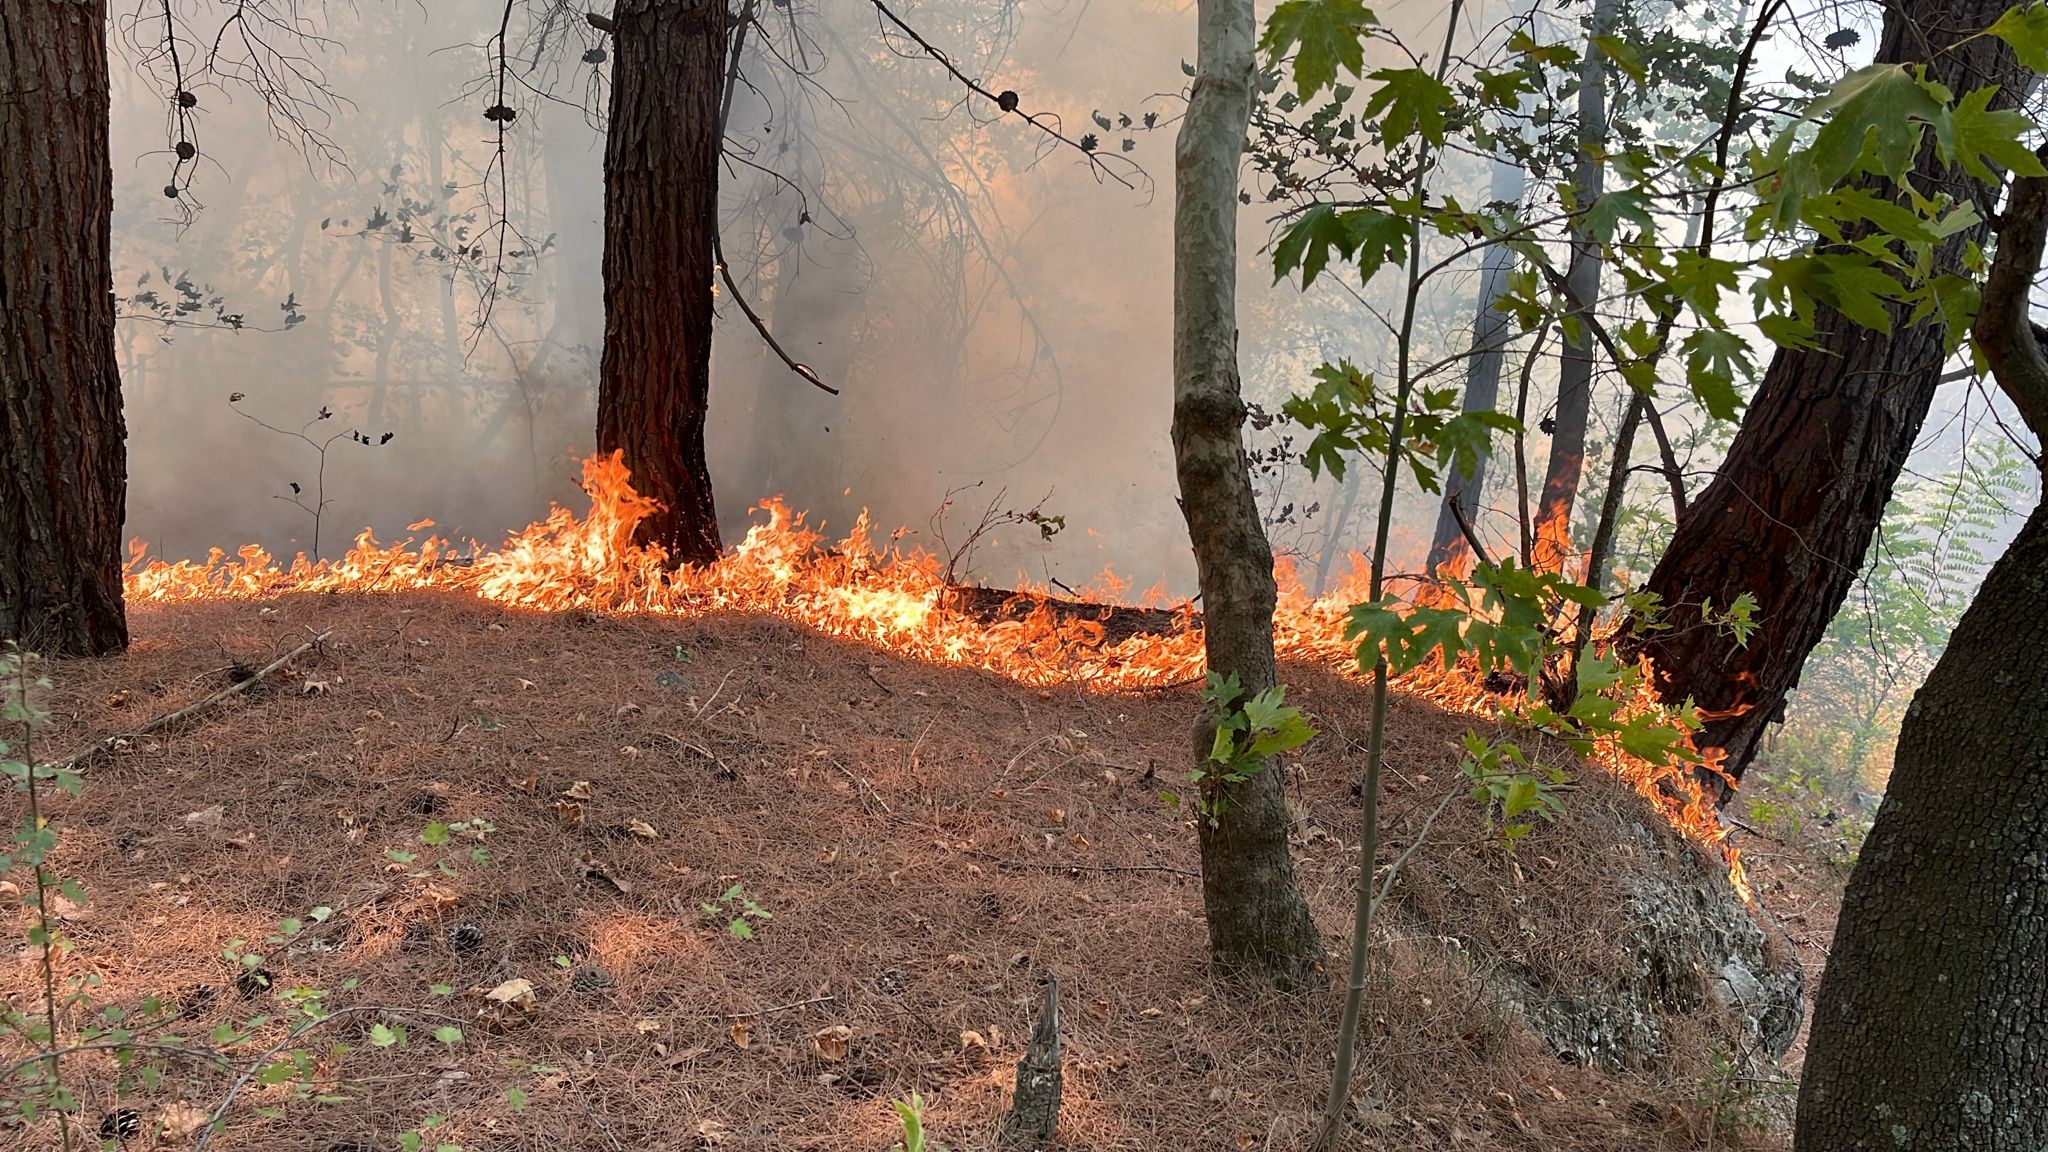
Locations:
4;593;1849;1151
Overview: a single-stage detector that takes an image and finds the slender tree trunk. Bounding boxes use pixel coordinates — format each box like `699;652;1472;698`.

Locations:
1425;154;1522;580
1623;0;2033;794
1532;0;1616;574
596;0;727;566
0;0;128;656
1172;0;1324;989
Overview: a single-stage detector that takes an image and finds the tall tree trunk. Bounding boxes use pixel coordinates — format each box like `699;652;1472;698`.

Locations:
1172;0;1324;989
0;0;128;656
1532;0;1616;574
596;0;727;567
1623;0;2033;795
1425;154;1523;580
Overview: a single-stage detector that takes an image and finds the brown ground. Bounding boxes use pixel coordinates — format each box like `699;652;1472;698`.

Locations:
2;592;1840;1151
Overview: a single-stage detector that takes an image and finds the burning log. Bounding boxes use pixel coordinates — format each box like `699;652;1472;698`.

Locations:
940;585;1189;646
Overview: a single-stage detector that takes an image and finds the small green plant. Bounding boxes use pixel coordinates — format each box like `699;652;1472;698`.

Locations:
1457;733;1565;846
890;1092;949;1152
1693;1045;1795;1144
701;884;771;940
385;818;496;877
396;1112;461;1152
1175;671;1317;825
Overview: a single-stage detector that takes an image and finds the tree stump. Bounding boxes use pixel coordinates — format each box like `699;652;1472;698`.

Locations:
1001;973;1061;1147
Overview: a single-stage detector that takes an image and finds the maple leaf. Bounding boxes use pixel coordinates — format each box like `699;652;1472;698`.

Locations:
1261;0;1379;99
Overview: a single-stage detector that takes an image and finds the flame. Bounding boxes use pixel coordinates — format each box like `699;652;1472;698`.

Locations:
124;451;1745;897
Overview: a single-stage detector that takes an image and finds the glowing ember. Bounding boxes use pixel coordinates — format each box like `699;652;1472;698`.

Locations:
124;451;1745;896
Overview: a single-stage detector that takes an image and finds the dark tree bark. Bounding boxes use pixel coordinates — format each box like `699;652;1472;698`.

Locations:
1624;0;2033;794
1172;0;1324;989
1532;0;1615;574
596;0;727;567
0;0;128;656
1795;155;2048;1149
1425;154;1521;580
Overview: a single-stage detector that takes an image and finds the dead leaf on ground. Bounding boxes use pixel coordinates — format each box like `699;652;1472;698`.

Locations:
728;1020;752;1049
635;1017;662;1036
159;1101;210;1141
48;893;90;922
577;850;632;894
561;780;595;801
810;1024;852;1061
478;978;538;1030
301;678;330;696
626;819;658;841
182;805;225;828
553;799;585;830
666;1045;711;1068
960;1030;989;1063
694;1118;729;1147
506;770;538;793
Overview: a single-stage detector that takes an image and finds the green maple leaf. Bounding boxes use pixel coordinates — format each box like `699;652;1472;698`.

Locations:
1680;328;1751;420
1801;64;1945;185
1987;2;2048;73
1273;204;1354;286
1261;0;1378;99
1580;187;1655;244
1363;67;1454;146
1935;85;2048;184
1345;209;1410;281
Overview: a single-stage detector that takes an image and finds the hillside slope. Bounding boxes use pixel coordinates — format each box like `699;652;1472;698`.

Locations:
4;593;1800;1150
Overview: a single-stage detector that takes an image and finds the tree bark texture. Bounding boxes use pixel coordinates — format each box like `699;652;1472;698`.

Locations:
596;0;727;567
1533;0;1616;575
1793;494;2048;1148
0;0;128;656
1426;151;1524;579
1172;0;1325;989
1625;0;2034;794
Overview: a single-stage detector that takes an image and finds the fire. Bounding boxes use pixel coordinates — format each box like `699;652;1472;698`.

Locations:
124;451;1745;896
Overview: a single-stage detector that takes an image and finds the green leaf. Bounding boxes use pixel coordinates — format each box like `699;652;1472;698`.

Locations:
1987;2;2048;72
1273;204;1352;287
1589;34;1646;87
1939;85;2048;183
1800;64;1945;185
505;1086;528;1113
1581;187;1655;244
1680;328;1752;420
1363;67;1455;146
1261;0;1379;99
729;918;755;941
369;1023;400;1048
433;1026;463;1045
419;822;452;847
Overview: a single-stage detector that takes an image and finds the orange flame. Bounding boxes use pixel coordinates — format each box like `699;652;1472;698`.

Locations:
124;451;1744;896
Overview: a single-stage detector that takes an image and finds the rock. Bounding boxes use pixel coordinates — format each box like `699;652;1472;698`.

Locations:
1463;820;1802;1072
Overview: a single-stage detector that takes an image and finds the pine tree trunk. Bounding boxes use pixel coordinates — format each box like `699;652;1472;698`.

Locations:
0;0;128;657
1172;0;1324;989
1532;0;1615;574
596;0;726;567
1425;152;1523;579
1622;0;2032;793
1793;496;2048;1148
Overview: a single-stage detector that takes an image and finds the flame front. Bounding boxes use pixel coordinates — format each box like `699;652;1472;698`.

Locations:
125;451;1745;896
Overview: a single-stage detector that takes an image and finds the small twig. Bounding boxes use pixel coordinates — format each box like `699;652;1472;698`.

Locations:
837;763;893;814
705;994;837;1020
860;666;894;696
194;1004;415;1152
964;849;1199;880
562;1069;626;1152
41;632;330;773
1447;501;1498;572
715;235;838;395
695;667;742;718
1369;787;1462;921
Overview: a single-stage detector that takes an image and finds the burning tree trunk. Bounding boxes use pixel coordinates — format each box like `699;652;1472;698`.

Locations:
0;0;129;656
1622;0;2033;794
1794;154;2048;1150
595;0;727;567
1170;0;1324;988
1532;0;1616;574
